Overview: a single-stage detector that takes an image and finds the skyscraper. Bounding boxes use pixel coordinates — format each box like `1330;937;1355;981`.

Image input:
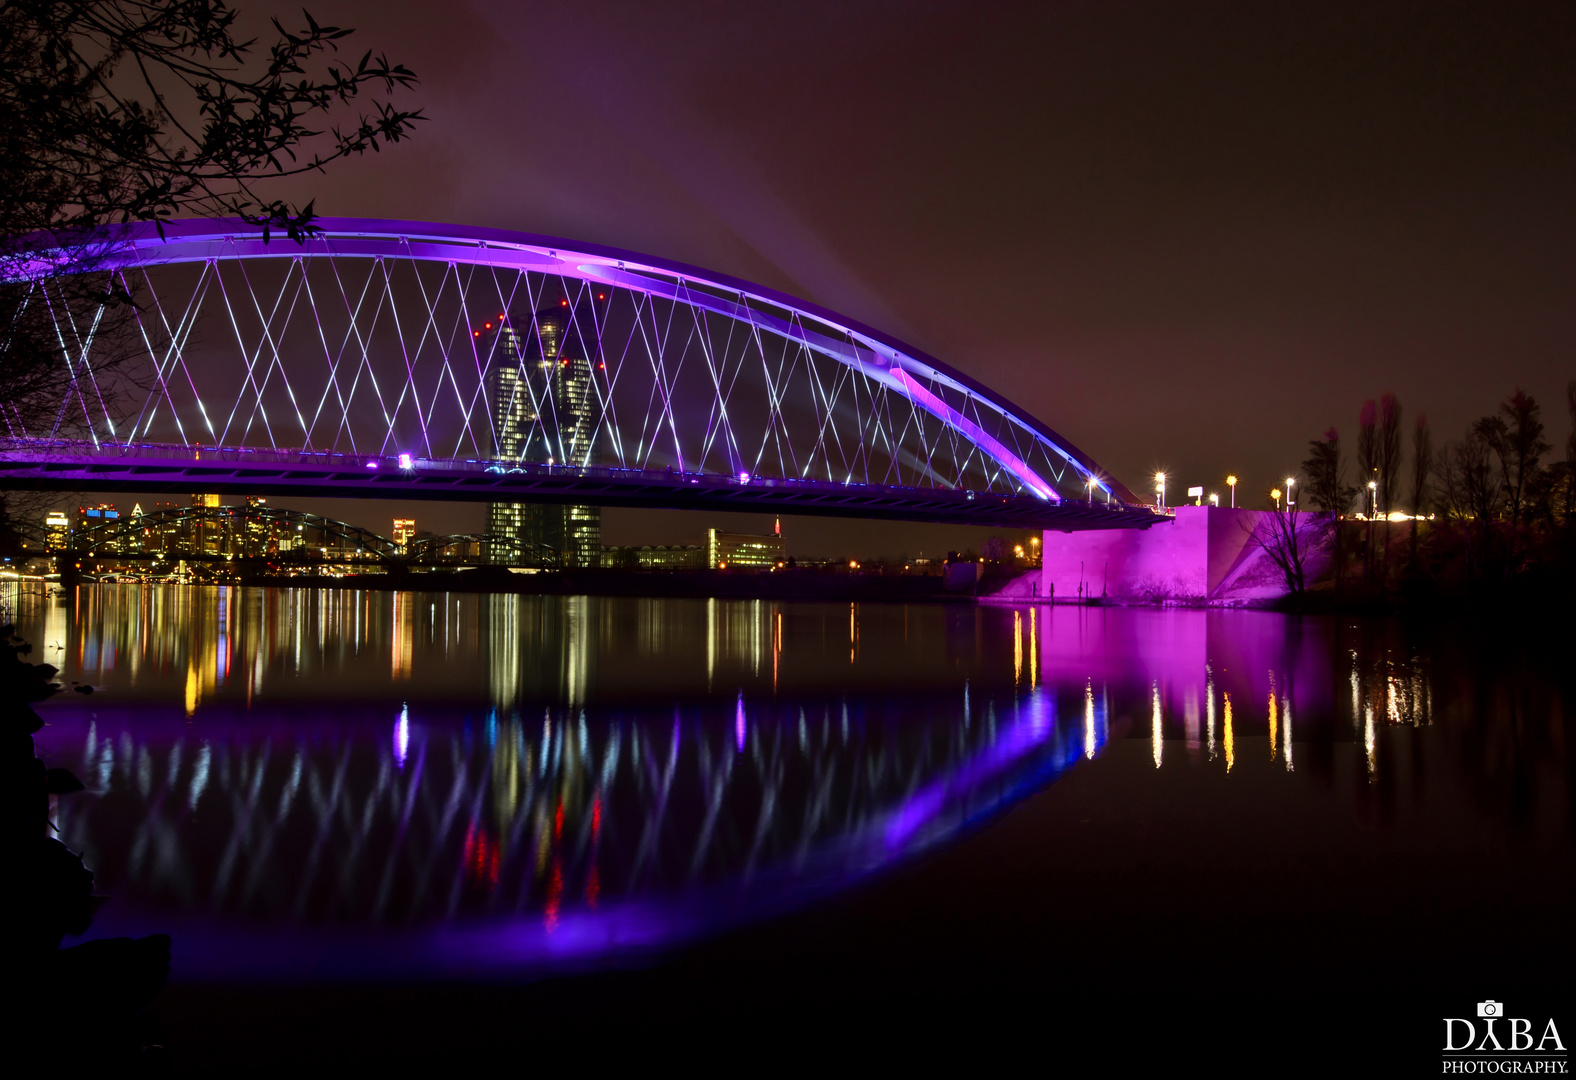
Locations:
480;300;603;567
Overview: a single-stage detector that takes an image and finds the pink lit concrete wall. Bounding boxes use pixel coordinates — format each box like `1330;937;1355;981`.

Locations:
1040;506;1332;604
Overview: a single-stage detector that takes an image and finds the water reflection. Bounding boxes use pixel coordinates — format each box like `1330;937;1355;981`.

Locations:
39;688;1087;977
5;584;1567;980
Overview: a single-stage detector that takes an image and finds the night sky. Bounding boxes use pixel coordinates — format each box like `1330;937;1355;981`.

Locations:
64;1;1576;556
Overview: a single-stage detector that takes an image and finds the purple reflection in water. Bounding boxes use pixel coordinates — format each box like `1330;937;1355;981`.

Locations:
40;688;1084;981
394;703;409;769
17;593;1454;985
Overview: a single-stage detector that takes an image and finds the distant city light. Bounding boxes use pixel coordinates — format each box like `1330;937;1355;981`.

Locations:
1226;475;1238;509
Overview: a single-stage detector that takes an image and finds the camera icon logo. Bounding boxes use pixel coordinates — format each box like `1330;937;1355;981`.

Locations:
1477;1001;1504;1018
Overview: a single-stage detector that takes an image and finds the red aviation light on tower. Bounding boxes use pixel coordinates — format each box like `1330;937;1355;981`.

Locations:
560;299;568;307
774;517;781;536
597;293;606;301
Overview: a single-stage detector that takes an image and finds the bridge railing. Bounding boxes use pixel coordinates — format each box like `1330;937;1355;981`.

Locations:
0;437;1156;514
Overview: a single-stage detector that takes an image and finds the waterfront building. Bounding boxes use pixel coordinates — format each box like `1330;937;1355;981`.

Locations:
76;503;121;552
708;528;786;569
192;493;222;555
44;511;68;549
600;544;709;570
392;518;416;549
479;301;604;568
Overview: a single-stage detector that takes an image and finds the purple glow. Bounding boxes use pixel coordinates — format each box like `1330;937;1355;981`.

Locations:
398;453;413;470
394;704;409;769
27;217;1131;503
891;368;1059;501
735;691;746;751
883;690;1056;852
364;462;378;470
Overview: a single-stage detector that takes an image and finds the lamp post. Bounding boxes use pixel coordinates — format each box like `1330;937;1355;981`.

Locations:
1285;477;1295;511
1368;479;1377;518
1271;487;1282;510
1155;472;1166;510
1209;493;1219;507
1227;475;1238;509
1087;476;1096;505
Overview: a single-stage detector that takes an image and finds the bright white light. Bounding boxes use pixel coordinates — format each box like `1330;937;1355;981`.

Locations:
398;453;413;470
365;462;377;469
738;471;751;483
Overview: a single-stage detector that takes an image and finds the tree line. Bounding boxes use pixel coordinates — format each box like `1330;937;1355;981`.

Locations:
1284;383;1576;601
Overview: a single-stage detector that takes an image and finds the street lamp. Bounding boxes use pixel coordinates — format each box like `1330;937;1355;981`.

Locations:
1209;493;1219;507
1155;472;1166;510
1227;475;1238;509
1271;487;1282;510
1368;479;1378;518
1285;477;1296;511
1086;475;1096;505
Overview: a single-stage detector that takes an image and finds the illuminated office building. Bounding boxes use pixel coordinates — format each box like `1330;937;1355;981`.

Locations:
708;527;786;569
44;511;69;549
479;300;604;568
392;518;416;549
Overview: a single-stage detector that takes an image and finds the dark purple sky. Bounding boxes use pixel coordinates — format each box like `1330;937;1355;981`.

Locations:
77;1;1576;556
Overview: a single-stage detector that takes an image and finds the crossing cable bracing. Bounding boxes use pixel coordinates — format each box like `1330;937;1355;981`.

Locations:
7;219;1138;505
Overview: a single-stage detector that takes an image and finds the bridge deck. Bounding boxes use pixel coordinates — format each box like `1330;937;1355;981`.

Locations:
0;441;1162;531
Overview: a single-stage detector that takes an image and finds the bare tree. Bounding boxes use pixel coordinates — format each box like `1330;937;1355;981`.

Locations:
1409;411;1433;564
1437;432;1500;575
1;1;421;240
1378;392;1403;513
1475;390;1550;563
1;0;421;518
1357;399;1378;499
1244;500;1311;597
1301;427;1354;591
1565;380;1576;527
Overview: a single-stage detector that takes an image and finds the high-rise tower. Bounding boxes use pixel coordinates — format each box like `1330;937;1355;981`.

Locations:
479;300;603;567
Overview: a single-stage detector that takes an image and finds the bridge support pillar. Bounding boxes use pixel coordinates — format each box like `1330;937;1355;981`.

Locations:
1040;506;1330;604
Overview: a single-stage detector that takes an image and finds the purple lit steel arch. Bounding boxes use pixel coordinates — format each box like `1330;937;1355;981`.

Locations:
69;218;1139;503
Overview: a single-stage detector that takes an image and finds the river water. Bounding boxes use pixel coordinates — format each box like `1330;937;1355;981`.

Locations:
8;584;1573;1059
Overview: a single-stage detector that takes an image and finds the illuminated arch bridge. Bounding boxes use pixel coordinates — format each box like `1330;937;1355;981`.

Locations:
1;219;1156;530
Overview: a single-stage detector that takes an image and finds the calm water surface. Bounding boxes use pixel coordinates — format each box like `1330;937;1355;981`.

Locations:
8;583;1571;986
